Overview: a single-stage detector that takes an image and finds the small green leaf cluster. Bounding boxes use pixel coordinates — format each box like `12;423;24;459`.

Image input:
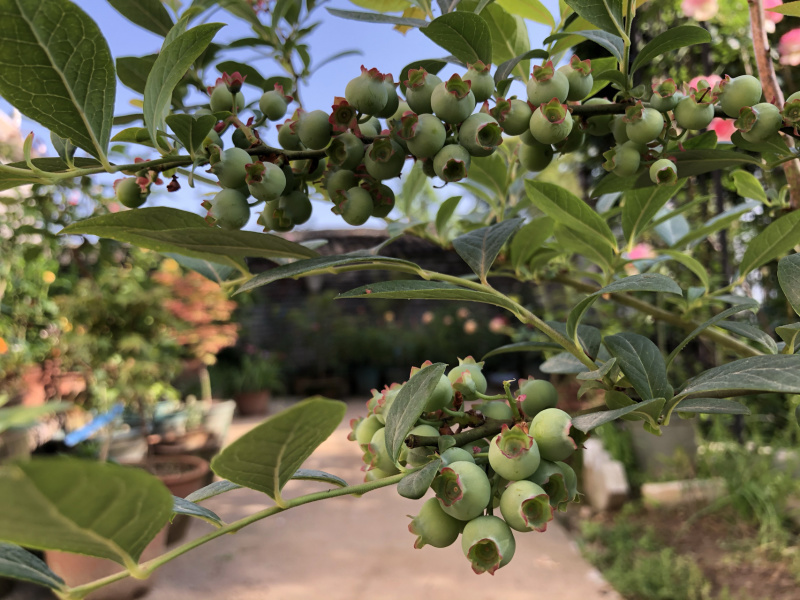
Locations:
348;359;579;574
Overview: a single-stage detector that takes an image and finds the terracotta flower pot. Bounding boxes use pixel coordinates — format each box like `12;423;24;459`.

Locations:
234;390;271;416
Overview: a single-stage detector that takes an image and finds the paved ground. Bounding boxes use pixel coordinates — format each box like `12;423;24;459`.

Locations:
8;401;621;600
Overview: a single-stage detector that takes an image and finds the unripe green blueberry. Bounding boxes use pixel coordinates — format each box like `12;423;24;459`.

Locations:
407;113;447;159
203;129;223;151
424;371;455;412
735;102;783;142
212;147;252;189
259;200;294;233
518;139;554;172
479;401;514;421
209;188;250;230
649;79;681;112
720;75;763;118
556;460;578;505
292;158;326;182
558;56;593;101
364;138;405;180
398;424;439;464
325;169;358;203
369;182;395;218
210;85;244;113
519;378;558;419
259;89;290;121
447;356;487;400
611;114;629;143
431;74;476;124
231;127;251;149
674;95;715;130
603;141;641;178
459;113;503;157
433;144;471;182
649;158;678;185
372;382;403;424
405;68;442;115
327;132;365;170
278;190;312;225
345;66;388;116
529;99;573;144
358;121;380;137
527;61;569;105
624;104;665;144
364;465;398;482
500;98;534;136
375;74;400;118
462;61;494;103
553;126;585;153
368;427;397;472
354;414;383;448
340;187;373;226
489;424;541;481
408;498;464;549
277;120;302;150
114;177;148;208
500;480;553;532
530;408;577;462
296;110;332;150
461;515;516;575
528;459;569;509
440;447;476;466
432;460;492;521
246;161;286;203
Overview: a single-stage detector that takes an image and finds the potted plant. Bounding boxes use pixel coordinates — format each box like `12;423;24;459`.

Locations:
213;353;285;416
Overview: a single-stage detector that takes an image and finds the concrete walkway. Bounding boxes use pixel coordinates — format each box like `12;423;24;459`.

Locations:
8;401;621;600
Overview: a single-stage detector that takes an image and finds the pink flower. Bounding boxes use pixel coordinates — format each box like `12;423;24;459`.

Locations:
780;28;800;65
688;74;722;91
681;0;718;20
708;117;736;142
628;243;655;261
764;0;784;31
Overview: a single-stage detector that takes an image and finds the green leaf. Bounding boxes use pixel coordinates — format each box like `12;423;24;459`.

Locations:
163;253;236;284
0;402;71;435
337;280;518;311
421;12;492;65
60;207;318;266
567;274;682;348
674;398;750;415
496;0;554;26
549;321;602;358
673;201;759;248
116;55;157;95
778;254;800;317
766;1;800;17
452;218;523;282
494;49;549;83
108;0;175;36
583;56;618;99
165;114;216;156
544;30;623;62
510;217;554;270
656;250;710;291
0;543;66;592
739;210;800;279
397;459;442;499
675;355;800;400
385;363;447;462
0;0;116;163
576;357;617;381
572;397;664;432
563;0;624;36
604;333;673;401
291;469;348;488
237;255;420;294
776;323;800;352
436;196;462;239
0;458;172;569
476;3;531;79
481;341;562;360
144;23;224;152
438;436;457;452
526;180;617;252
716;321;778;354
631;25;711;72
184;480;242;502
171;497;224;528
460;153;509;199
398;59;447;94
622;180;686;244
731;170;769;205
731;131;792;156
210;397;347;504
666;300;758;367
326;7;428;26
216;60;269;90
541;352;590;374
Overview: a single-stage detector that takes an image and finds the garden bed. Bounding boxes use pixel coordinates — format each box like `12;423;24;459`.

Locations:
575;503;800;600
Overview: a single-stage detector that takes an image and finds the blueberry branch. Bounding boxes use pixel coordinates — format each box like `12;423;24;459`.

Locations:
405;418;512;449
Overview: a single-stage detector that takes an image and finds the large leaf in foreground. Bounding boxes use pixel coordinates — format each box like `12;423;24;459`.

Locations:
0;458;172;568
0;0;116;162
60;207;318;266
210;397;346;505
0;543;65;592
421;11;492;65
675;355;800;399
384;363;447;462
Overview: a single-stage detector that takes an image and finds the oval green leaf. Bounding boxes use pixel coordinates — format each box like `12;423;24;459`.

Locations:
337;280;518;312
421;12;492;65
108;0;175;36
631;25;712;72
604;332;673;401
397;459;442;500
0;543;66;592
572;397;664;433
738;210;800;279
452;218;523;282
171;496;224;528
778;254;800;317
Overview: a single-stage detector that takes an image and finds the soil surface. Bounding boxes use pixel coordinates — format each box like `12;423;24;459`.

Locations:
6;400;621;600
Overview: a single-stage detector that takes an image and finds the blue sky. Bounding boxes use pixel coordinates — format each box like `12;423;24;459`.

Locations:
4;0;561;230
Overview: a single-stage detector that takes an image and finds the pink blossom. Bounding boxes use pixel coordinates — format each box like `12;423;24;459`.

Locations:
764;0;784;29
688;74;722;91
681;0;718;21
627;243;656;261
780;28;800;65
708;117;736;142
